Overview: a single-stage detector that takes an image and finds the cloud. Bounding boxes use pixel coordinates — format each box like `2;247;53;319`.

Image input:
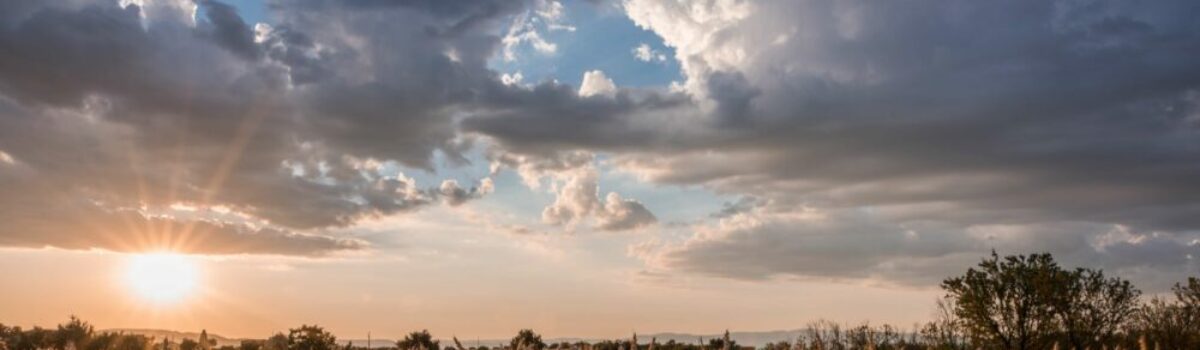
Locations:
490;150;657;231
196;0;260;60
500;71;526;86
501;0;572;61
0;0;512;255
595;192;657;231
635;204;1200;288
631;43;666;62
0;165;364;256
578;70;618;98
709;196;767;219
610;0;1200;234
470;0;1200;284
536;0;575;32
3;0;1200;285
437;178;494;206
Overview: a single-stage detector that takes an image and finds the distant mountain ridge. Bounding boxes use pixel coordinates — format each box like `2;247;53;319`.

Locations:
101;329;240;347
341;330;809;348
103;329;809;348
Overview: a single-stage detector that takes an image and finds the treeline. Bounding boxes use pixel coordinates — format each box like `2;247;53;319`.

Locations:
2;252;1197;350
763;252;1200;350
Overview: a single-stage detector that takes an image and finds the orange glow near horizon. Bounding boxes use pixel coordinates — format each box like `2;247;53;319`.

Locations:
123;252;201;305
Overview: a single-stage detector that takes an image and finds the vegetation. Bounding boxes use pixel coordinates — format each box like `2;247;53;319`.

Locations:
1;253;1197;350
397;331;438;350
509;330;544;350
287;326;337;350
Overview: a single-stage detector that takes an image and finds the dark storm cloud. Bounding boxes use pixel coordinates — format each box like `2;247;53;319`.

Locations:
197;0;261;60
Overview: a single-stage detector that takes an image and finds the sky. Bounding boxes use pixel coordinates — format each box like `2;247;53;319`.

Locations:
1;0;1199;341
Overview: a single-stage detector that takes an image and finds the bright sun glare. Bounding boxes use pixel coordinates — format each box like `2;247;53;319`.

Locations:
124;252;200;304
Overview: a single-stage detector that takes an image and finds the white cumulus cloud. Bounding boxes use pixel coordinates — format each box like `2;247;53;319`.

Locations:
578;70;618;98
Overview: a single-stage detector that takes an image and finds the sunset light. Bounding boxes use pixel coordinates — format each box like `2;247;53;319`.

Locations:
123;252;199;305
3;0;1200;348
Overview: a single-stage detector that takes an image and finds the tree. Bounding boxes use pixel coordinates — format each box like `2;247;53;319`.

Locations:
287;326;337;350
15;328;54;350
920;298;968;350
396;331;439;350
760;341;790;350
82;332;117;350
181;339;200;350
53;316;93;350
1136;277;1200;349
1175;277;1200;314
1178;277;1200;342
1136;296;1197;349
510;330;545;350
804;320;843;350
263;334;288;350
112;334;151;350
239;340;263;350
941;252;1069;350
704;332;735;350
1054;268;1140;350
199;331;215;350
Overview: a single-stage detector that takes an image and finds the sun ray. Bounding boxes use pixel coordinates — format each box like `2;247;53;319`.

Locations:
123;252;201;305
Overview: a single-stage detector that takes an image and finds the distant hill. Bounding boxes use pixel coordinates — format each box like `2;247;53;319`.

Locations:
337;339;397;348
628;330;805;347
101;329;809;348
101;329;241;347
469;330;808;348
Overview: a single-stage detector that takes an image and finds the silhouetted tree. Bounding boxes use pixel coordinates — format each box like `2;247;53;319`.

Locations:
17;328;54;350
704;332;735;350
52;316;93;350
84;333;119;350
181;339;201;350
1135;277;1200;349
509;330;544;350
920;298;969;350
197;331;217;350
1179;277;1200;346
239;340;263;350
1054;268;1140;349
942;252;1068;350
263;334;288;350
760;341;789;350
1177;277;1200;314
112;334;151;350
287;326;337;350
396;331;439;350
1136;297;1196;349
805;320;843;350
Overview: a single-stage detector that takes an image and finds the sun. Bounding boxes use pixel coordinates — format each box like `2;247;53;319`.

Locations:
123;252;200;304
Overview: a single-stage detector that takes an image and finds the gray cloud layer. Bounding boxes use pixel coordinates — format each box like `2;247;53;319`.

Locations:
475;0;1200;285
0;0;1197;283
0;0;525;255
